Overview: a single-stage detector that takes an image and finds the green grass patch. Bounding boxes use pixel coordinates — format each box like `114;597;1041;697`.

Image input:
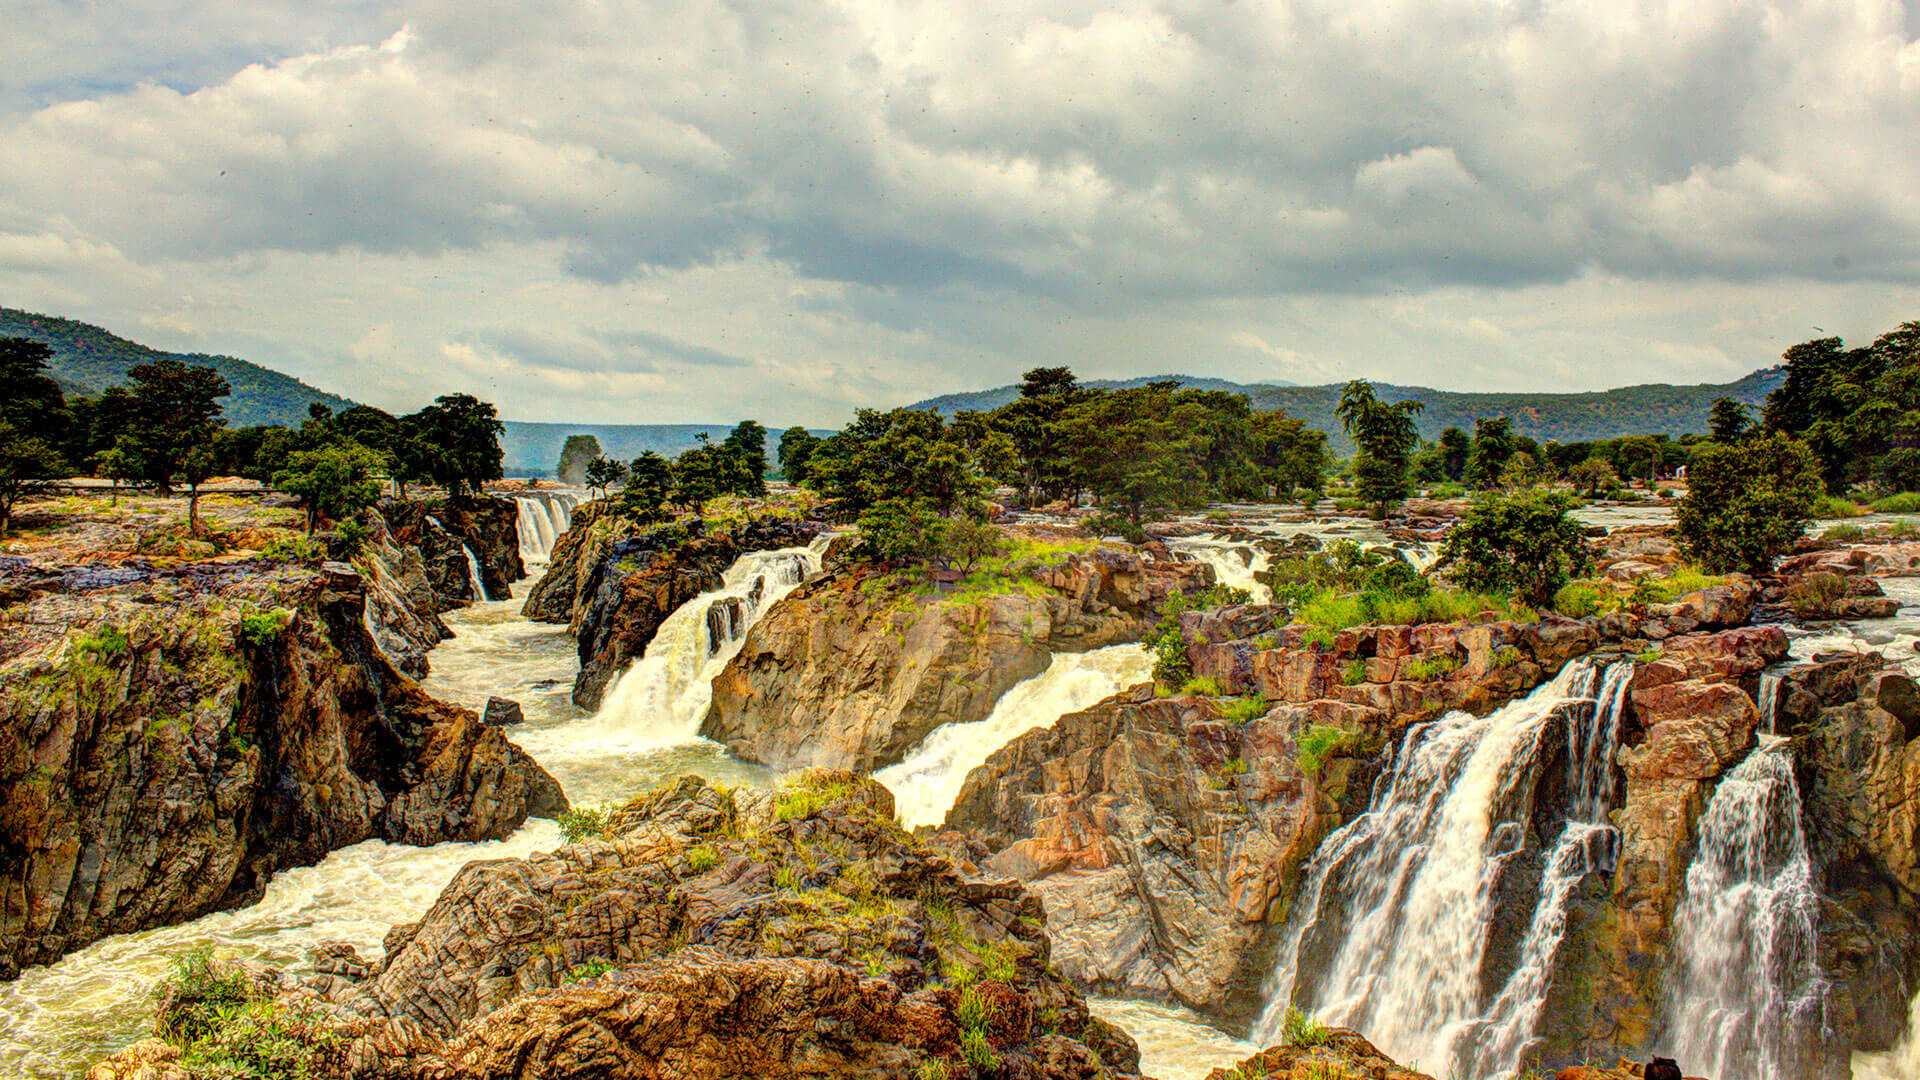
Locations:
1280;1005;1332;1047
1870;492;1920;514
1812;494;1868;518
1295;724;1356;775
557;807;608;844
1221;695;1270;724
1180;676;1223;696
1402;654;1461;681
1341;657;1368;686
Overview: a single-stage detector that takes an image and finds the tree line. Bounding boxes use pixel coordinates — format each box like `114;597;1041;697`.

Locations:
0;337;505;535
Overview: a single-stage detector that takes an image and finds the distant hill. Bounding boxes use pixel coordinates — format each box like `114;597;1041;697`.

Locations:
911;370;1786;452
913;374;1295;415
1;308;356;427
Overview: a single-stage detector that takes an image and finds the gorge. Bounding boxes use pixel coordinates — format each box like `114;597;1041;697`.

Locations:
2;490;1917;1080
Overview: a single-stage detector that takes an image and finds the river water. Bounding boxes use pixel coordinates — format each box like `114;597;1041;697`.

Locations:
0;564;1246;1077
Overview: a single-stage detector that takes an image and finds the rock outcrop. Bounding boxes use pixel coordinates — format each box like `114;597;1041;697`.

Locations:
0;556;565;977
1206;1031;1435;1080
519;506;822;710
100;773;1143;1080
704;548;1211;774
431;495;524;600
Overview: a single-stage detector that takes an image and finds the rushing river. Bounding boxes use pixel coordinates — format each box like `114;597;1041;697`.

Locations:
0;566;1249;1077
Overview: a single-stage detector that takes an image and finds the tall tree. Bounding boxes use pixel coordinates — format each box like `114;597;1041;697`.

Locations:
1675;432;1822;574
406;394;503;499
0;338;69;441
1438;426;1471;483
1708;397;1751;443
273;442;387;534
1336;381;1424;517
721;421;769;497
620;451;674;523
1465;416;1517;488
111;360;230;493
777;426;822;485
0;421;66;535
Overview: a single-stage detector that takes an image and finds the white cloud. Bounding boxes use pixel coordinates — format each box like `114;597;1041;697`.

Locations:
2;0;1918;426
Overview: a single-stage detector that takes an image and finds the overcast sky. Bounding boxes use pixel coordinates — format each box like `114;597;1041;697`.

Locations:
3;0;1918;427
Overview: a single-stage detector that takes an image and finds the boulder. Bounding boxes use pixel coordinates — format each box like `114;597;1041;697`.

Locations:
482;696;524;727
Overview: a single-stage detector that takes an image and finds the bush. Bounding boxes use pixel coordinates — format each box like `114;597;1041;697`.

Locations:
1081;511;1148;544
181;999;346;1079
1810;493;1867;519
238;609;292;647
1871;492;1920;514
557;807;608;843
1676;434;1823;574
564;957;617;983
261;533;324;562
336;518;368;553
1295;725;1355;775
1222;695;1270;724
1280;1006;1332;1047
156;949;258;1046
1785;571;1848;617
1151;628;1191;687
1553;581;1612;618
1432;489;1590;608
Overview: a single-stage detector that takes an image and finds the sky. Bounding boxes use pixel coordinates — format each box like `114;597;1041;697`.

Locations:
3;0;1918;428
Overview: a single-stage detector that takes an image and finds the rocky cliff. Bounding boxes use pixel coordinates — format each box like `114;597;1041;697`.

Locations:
703;548;1212;774
96;773;1144;1080
0;555;566;978
518;505;822;710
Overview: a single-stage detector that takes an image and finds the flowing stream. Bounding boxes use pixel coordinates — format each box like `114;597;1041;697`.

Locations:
513;491;581;564
1166;537;1272;604
875;644;1152;829
1253;659;1628;1078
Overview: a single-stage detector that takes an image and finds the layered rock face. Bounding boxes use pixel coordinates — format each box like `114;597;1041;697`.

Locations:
519;507;821;710
703;549;1211;774
101;774;1144;1080
0;557;565;977
431;495;524;600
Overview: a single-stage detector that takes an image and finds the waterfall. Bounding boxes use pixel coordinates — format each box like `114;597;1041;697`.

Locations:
1758;667;1786;735
1662;736;1828;1080
875;644;1153;829
513;492;581;564
460;543;487;600
592;547;818;744
1168;537;1272;604
1254;659;1630;1077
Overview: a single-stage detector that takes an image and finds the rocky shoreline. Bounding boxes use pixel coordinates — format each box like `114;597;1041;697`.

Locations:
0;496;563;978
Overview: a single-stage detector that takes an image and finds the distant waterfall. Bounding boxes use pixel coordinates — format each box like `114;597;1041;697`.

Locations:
1254;659;1630;1078
1168;537;1272;604
875;644;1153;828
593;547;817;743
513;492;581;564
1662;737;1829;1080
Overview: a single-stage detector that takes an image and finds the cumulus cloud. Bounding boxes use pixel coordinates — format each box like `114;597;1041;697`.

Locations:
1;0;1918;424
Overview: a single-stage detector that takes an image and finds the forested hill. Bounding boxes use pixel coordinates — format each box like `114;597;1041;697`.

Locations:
1;308;356;427
912;369;1785;450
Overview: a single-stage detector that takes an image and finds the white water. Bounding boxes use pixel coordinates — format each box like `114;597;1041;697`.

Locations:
1855;993;1920;1079
1090;999;1257;1080
1663;737;1828;1080
592;547;818;746
513;492;580;565
875;644;1152;829
1255;660;1627;1078
1167;537;1273;605
0;574;769;1078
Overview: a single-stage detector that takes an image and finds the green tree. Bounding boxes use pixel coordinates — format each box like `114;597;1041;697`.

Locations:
1438;426;1471;483
777;426;822;485
113;360;229;492
406;394;503;499
90;439;143;506
1708;397;1751;443
1465;416;1517;488
556;434;602;487
1433;488;1591;608
0;338;70;442
1060;383;1207;525
584;456;628;498
0;421;67;535
1675;432;1822;574
856;498;949;563
1567;456;1619;498
1336;381;1424;517
721;421;769;497
272;443;388;534
618;451;674;524
1249;410;1329;498
176;441;220;537
804;408;985;522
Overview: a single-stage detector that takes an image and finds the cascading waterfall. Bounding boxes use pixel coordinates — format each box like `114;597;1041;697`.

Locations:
1757;665;1793;735
513;492;581;564
1168;538;1272;604
875;644;1153;828
1254;659;1630;1078
1662;736;1828;1080
593;546;818;743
